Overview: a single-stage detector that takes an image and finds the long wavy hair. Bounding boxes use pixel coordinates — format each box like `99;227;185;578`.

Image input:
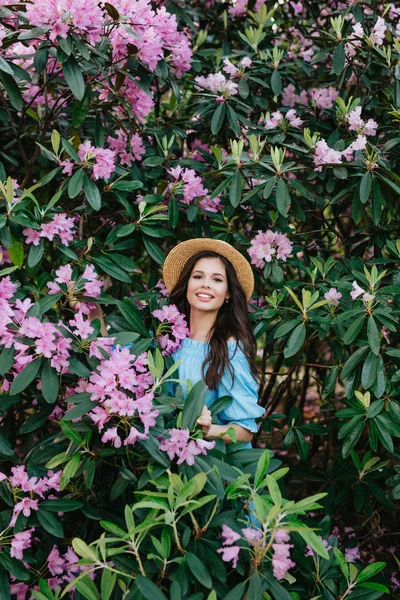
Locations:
169;250;259;390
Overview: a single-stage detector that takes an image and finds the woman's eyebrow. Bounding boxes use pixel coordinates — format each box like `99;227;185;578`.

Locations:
192;270;225;278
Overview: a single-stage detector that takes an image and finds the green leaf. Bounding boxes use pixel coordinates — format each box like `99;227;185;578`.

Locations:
62;55;85;100
40;499;83;512
93;255;131;283
360;172;372;204
19;405;53;434
0;553;30;582
135;575;168;600
0;571;10;600
356;562;386;583
0;56;15;77
63;398;93;420
72;538;99;562
41;361;59;404
0;347;14;376
297;527;329;559
84;176;102;211
28;239;44;268
361;351;379;389
61;420;83;445
284;323;306;358
142;236;165;264
8;236;24;268
37;508;64;537
60;454;81;490
75;575;99;600
0;72;23;110
247;572;262;600
10;358;42;395
101;569;116;600
68;168;84;198
334;547;349;579
333;44;345;75
276;178;291;217
342;346;369;379
271;69;282;95
230;170;244;207
182;380;206;431
168;197;179;228
211;103;226;135
112;180;143;191
0;433;15;457
186;552;213;589
117;298;149;337
254;449;270;488
367;316;380;356
223;582;247;600
343;315;365;345
343;421;365;457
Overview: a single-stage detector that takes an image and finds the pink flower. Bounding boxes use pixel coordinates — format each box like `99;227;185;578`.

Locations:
195;72;238;100
124;426;148;446
350;281;365;300
344;546;361;562
78;141;116;180
217;545;240;568
370;17;386;46
242;527;262;546
221;525;241;545
47;545;66;576
248;230;292;268
272;530;296;579
10;528;34;560
152;304;189;355
101;427;122;448
324;287;342;306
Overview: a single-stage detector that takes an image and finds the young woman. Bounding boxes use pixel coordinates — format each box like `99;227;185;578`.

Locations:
163;238;264;447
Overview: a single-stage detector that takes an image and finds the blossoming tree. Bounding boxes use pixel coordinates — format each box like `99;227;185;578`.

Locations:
0;0;399;598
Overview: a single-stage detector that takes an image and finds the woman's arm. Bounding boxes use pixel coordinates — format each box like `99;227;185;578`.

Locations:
197;407;253;444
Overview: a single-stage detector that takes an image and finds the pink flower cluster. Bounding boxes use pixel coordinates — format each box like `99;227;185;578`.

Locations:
48;263;103;299
272;530;296;580
324;287;342;306
248;230;293;268
23;213;75;247
167;165;223;213
0;244;11;266
10;528;35;560
107;129;145;166
109;0;192;77
348;107;378;137
313;131;371;171
223;56;252;78
152;304;189;355
0;465;61;527
228;0;266;18
85;346;158;448
350;281;375;303
282;84;338;110
25;0;104;43
217;524;266;569
265;109;303;130
61;141;116;181
159;428;215;465
195;73;238;102
0;279;72;375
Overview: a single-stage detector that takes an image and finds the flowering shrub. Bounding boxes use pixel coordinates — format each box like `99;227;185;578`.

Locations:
0;0;399;597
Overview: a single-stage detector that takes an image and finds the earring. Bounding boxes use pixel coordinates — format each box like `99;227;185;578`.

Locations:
225;298;229;303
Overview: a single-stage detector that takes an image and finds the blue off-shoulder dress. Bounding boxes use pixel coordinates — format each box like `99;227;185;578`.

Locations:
171;338;264;448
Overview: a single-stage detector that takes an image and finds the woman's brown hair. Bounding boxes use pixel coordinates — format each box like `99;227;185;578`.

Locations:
169;250;259;390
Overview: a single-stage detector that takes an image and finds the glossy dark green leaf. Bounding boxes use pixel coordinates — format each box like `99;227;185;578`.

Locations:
276;178;291;217
246;572;262;600
84;176;102;211
10;358;42;395
211;103;226;135
135;575;168;600
284;323;306;358
230;170;244;207
68;168;84;198
360;172;372;204
343;314;365;345
361;351;379;389
182;380;206;431
342;346;369;379
62;55;85;100
37;508;64;537
41;361;59;404
271;69;282;94
342;421;365;457
0;347;14;376
333;43;345;75
186;552;213;589
367;316;380;355
143;236;165;264
117;298;149;337
0;72;23;110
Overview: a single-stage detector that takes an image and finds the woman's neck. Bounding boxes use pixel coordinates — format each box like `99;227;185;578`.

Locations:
189;307;217;342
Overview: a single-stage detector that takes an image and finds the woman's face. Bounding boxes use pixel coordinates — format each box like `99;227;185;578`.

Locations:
187;257;230;312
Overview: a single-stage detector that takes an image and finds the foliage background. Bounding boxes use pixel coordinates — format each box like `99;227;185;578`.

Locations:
0;0;399;598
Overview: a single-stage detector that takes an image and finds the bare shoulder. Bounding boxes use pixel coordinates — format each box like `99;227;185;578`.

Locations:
227;336;237;342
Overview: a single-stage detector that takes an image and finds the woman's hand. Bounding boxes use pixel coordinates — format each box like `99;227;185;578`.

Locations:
197;405;212;436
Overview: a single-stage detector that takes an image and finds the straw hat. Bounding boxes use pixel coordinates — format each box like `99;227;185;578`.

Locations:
163;238;254;301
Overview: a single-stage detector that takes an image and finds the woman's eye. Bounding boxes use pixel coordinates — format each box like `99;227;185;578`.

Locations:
214;278;222;283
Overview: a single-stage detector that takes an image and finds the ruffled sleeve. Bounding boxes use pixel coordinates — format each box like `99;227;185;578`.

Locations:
217;347;264;433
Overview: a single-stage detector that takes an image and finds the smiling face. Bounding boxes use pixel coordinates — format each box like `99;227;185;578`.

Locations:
186;257;230;312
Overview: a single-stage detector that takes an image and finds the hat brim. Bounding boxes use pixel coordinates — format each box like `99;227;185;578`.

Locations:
163;238;254;302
